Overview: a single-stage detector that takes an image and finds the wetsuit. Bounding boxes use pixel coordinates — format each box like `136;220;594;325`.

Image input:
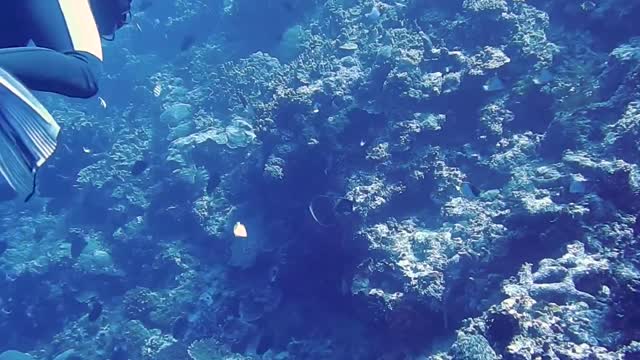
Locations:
0;1;107;98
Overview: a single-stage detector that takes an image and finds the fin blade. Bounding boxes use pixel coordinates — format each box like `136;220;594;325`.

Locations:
0;68;60;199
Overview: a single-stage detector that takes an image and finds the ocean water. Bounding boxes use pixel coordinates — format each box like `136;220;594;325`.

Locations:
1;0;640;359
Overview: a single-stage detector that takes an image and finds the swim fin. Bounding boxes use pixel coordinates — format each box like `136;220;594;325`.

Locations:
0;68;60;201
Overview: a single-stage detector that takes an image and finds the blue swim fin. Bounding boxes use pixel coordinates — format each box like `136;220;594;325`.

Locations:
0;68;60;201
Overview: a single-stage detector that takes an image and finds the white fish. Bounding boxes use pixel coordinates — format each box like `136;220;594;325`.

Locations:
82;147;92;154
153;84;162;97
98;97;107;108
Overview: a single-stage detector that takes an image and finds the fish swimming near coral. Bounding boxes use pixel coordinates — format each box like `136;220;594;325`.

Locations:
234;222;248;238
87;298;103;322
98;96;107;108
309;195;354;227
152;83;162;97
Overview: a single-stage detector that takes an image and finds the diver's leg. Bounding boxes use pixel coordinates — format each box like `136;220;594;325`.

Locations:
0;0;103;98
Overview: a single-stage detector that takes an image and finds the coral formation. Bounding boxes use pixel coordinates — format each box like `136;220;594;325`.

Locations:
1;0;639;359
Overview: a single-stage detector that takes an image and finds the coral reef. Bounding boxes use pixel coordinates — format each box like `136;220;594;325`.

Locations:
1;0;639;359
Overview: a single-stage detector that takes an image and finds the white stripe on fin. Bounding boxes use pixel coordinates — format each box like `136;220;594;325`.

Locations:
0;68;61;199
58;0;104;61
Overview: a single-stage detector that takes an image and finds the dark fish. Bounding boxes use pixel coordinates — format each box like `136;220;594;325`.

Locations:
309;195;337;227
334;198;354;215
634;215;640;237
179;34;197;51
70;236;88;259
171;316;189;340
88;298;103;322
131;160;149;176
0;240;7;256
310;195;353;226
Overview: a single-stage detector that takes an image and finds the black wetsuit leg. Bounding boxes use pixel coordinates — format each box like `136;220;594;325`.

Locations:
0;1;104;99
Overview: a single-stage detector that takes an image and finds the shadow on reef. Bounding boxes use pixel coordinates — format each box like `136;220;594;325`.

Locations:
532;1;640;51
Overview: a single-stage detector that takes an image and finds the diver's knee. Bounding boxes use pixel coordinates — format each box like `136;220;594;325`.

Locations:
70;52;101;98
79;76;99;98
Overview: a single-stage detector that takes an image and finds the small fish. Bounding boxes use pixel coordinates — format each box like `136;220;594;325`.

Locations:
88;298;103;322
131;160;149;176
135;23;143;32
153;84;162;97
98;97;107;108
171;316;189;340
0;240;8;256
82;147;92;154
234;222;248;238
312;103;320;114
309;195;341;227
179;34;197;51
633;215;640;237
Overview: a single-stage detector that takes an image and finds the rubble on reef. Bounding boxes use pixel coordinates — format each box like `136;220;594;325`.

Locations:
0;0;640;359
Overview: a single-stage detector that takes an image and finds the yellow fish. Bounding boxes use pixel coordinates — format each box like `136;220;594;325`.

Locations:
233;222;248;238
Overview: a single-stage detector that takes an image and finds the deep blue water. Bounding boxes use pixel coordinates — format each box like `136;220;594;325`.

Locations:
1;1;640;359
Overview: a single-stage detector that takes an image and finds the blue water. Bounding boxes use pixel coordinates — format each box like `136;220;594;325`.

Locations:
1;1;640;359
